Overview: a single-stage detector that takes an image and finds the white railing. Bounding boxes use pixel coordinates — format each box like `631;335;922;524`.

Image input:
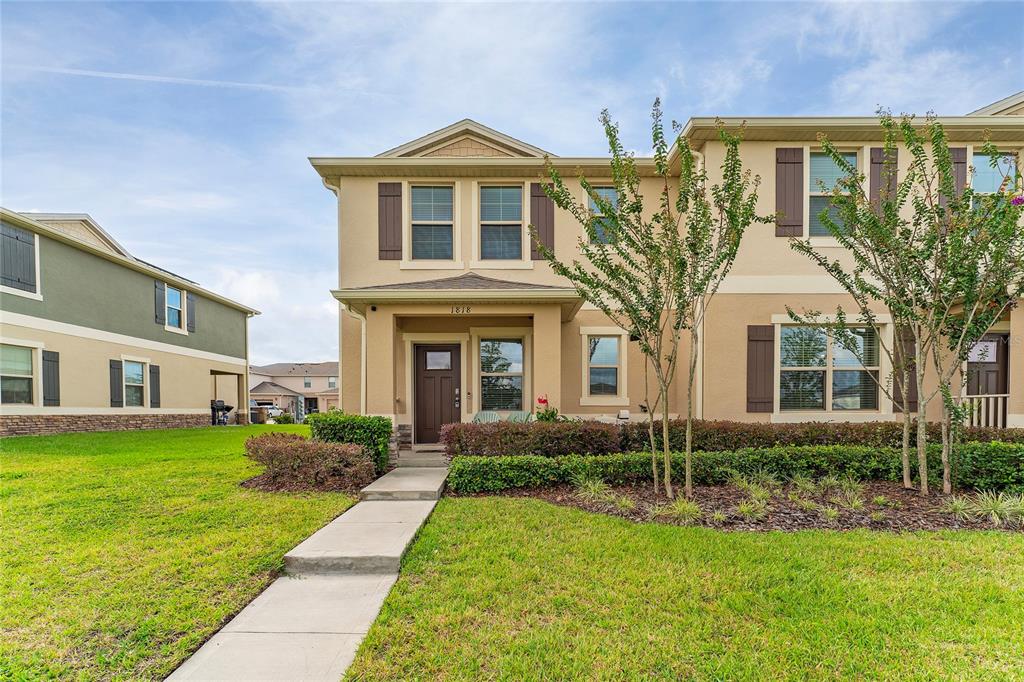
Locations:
960;394;1010;429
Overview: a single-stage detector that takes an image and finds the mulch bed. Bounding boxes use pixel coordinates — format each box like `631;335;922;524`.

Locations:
455;481;1016;532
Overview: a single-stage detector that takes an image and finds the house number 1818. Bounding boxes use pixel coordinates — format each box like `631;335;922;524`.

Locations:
450;305;472;314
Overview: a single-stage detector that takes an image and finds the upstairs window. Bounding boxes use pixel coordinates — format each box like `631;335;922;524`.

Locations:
809;151;856;237
303;376;312;389
588;187;618;243
166;286;183;329
479;186;522;260
411;186;454;260
124;360;146;407
328;376;337;389
779;326;878;411
0;344;33;404
479;339;523;410
972;151;1017;197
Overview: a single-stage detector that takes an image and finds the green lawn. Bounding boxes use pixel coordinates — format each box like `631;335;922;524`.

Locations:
350;497;1024;681
1;425;354;681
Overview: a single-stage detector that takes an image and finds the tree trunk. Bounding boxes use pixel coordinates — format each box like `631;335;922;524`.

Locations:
661;389;674;500
684;327;699;500
941;403;952;494
647;407;659;497
915;344;929;496
900;363;912;490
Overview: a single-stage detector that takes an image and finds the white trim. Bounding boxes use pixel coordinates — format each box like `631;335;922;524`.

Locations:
121;357;148;408
0;405;209;415
470;181;532;268
470;326;532;415
400;179;463;269
402;333;470;440
164;284;188;336
770;313;892;324
579;325;629;407
0;311;247;366
0;231;43;301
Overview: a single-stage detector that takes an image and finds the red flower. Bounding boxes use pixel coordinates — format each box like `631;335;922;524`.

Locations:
536;394;549;406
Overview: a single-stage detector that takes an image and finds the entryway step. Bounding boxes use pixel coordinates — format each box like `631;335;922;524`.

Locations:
396;452;447;468
284;500;437;575
360;467;448;501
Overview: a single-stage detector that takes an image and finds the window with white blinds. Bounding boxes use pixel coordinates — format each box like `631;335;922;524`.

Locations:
809;151;856;237
780;326;879;411
411;186;454;260
479;186;522;260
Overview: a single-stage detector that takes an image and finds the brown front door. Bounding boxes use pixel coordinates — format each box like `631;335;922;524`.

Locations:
414;344;461;444
967;334;1009;396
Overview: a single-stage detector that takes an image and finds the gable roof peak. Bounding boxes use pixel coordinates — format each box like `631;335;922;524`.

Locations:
376;119;554;159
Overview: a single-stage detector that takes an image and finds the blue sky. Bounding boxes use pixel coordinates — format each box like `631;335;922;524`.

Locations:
2;1;1021;364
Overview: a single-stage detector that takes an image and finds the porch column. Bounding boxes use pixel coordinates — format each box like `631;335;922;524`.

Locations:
1009;303;1024;428
532;306;562;413
364;307;396;418
236;374;249;425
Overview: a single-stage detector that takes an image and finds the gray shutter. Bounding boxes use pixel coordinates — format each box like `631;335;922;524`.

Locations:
378;182;402;260
149;365;161;408
154;281;166;325
951;147;968;197
775;149;803;236
892;328;919;413
1;223;37;293
42;350;60;406
186;292;196;332
869;147;898;214
530;183;555;260
109;359;123;408
746;325;774;412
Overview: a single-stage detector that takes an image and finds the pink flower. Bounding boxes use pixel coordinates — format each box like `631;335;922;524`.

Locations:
1011;195;1024;206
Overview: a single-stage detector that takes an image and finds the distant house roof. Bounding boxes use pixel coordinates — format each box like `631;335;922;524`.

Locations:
350;273;567;291
967;90;1024;116
249;380;303;396
251;361;339;377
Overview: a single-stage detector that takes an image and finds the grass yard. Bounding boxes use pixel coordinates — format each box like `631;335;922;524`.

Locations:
1;425;354;681
350;497;1024;681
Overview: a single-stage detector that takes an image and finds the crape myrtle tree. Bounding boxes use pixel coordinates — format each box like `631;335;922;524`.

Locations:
531;100;767;499
788;112;1023;495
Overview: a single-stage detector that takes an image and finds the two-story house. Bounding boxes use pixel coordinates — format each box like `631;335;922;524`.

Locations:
310;92;1023;447
249;361;339;417
0;209;258;435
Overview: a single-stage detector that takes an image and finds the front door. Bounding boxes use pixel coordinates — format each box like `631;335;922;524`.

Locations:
967;334;1008;396
414;344;461;444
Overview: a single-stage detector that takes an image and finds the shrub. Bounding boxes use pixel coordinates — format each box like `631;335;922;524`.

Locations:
305;412;392;474
442;420;621;458
274;411;295;424
442;418;1024;458
652;498;702;523
445;442;1024;494
244;433;375;488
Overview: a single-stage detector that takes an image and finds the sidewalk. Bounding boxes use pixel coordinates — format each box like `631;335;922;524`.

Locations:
168;452;447;681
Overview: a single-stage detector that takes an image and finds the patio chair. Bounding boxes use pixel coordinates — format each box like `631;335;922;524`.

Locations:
472;410;501;423
504;410;533;423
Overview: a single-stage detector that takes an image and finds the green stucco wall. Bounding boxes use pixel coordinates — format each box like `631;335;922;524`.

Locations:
1;226;248;358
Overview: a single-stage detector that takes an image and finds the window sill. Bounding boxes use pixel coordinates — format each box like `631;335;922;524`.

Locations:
580;395;629;407
164;325;189;336
0;285;43;301
399;260;465;270
808;237;842;248
469;260;534;270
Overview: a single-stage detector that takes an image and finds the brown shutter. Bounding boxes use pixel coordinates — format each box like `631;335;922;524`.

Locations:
186;292;197;332
892;328;919;413
378;182;402;260
775;148;803;236
951;147;968;198
154;281;166;325
109;360;123;408
149;365;161;408
530;183;554;260
746;325;774;412
869;147;898;213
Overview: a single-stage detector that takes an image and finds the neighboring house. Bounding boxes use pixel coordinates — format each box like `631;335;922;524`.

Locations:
248;362;339;417
311;93;1024;447
0;209;258;436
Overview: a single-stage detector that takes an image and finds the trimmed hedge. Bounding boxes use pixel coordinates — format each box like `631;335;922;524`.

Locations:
305;412;392;473
245;432;375;488
447;442;1024;494
443;419;1024;458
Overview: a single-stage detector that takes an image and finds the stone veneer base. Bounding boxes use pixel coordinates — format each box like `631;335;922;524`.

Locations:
0;413;214;437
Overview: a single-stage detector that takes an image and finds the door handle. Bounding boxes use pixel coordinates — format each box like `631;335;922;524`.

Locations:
454;387;460;409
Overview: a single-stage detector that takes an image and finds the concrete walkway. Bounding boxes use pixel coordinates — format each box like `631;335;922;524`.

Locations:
168;450;447;681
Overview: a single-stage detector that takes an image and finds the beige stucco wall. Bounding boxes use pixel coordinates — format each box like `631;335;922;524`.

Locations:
1;322;247;415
